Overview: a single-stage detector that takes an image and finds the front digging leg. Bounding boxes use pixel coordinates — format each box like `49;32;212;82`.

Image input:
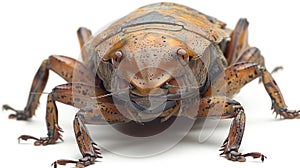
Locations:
53;113;102;168
219;109;266;162
18;93;63;146
183;96;266;162
53;105;129;168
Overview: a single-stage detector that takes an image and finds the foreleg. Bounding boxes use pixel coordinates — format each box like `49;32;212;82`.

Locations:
53;103;129;168
53;113;102;168
183;96;266;162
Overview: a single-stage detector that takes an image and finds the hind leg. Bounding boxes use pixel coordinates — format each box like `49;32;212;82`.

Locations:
210;17;300;118
77;27;92;64
224;18;265;67
225;18;249;65
3;26;95;120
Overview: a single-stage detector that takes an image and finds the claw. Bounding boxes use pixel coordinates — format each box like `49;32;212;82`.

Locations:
220;144;266;162
270;66;283;74
18;135;52;146
271;100;300;119
242;152;267;162
222;137;228;146
55;125;64;142
219;151;225;156
96;154;103;159
18;124;63;146
2;104;17;111
92;143;102;157
52;143;102;167
52;159;78;168
2;104;30;120
53;154;100;168
220;148;266;162
18;135;40;143
274;108;300;119
94;149;101;155
92;142;99;149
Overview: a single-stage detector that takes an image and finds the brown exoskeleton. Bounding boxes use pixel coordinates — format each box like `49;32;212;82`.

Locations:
3;2;300;167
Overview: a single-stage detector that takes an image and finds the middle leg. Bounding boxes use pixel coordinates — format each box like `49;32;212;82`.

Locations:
2;55;99;120
18;82;106;145
18;82;127;145
205;62;300;119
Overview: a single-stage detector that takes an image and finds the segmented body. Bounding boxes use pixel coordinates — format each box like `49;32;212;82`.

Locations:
3;2;300;167
89;2;230;95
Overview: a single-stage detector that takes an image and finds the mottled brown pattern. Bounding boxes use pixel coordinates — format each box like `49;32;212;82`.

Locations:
3;2;300;167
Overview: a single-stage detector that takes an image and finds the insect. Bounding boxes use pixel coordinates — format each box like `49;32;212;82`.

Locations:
3;2;300;167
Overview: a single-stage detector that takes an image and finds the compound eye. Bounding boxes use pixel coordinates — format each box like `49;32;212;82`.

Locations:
112;50;123;67
177;48;189;65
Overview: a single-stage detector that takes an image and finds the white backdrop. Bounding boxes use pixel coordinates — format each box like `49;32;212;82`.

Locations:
1;0;300;168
